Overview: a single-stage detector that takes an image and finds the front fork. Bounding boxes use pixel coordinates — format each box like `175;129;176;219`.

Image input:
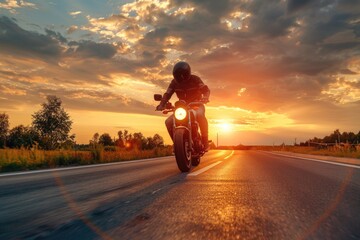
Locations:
172;114;193;151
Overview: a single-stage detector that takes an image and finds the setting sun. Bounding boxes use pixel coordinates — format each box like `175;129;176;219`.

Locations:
218;122;233;133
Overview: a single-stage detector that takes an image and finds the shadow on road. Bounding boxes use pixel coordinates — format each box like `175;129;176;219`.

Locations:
44;172;189;239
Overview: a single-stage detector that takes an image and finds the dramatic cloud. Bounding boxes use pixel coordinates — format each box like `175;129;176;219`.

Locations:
67;40;117;59
0;16;63;58
0;0;35;13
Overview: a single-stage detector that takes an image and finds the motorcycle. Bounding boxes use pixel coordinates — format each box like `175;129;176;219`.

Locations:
154;94;208;172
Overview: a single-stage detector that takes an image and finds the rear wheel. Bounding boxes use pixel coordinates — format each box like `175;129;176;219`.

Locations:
174;129;192;172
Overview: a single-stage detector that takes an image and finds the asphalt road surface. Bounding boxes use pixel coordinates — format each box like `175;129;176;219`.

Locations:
1;150;359;240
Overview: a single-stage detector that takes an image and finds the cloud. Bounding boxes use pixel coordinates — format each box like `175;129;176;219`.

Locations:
287;0;313;13
0;85;26;96
69;11;82;16
67;25;78;34
0;16;63;59
0;0;36;13
149;0;358;117
67;40;117;59
45;29;67;43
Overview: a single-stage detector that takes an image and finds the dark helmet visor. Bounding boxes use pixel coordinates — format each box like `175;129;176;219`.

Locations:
173;61;191;83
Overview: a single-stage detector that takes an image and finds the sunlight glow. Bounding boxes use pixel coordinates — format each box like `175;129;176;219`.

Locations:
219;122;232;132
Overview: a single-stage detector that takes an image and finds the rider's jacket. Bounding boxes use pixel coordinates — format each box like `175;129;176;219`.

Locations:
160;75;210;105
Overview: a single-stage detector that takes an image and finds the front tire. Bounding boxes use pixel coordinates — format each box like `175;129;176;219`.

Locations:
174;129;192;172
192;157;200;166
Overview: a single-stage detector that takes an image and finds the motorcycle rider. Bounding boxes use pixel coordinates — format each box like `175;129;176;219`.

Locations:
156;61;210;150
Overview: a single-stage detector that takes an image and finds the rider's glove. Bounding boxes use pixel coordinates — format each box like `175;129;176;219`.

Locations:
156;104;165;111
200;97;209;103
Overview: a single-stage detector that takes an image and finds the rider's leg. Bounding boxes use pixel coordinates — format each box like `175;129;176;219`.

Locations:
195;105;209;150
165;114;174;142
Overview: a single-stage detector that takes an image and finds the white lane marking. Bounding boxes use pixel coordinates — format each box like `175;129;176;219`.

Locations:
267;152;360;169
0;156;174;178
188;161;223;176
152;187;163;195
224;150;234;159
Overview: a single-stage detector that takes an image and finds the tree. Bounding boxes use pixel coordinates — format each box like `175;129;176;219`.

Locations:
7;125;40;149
115;130;125;147
152;134;164;148
132;132;147;150
0;113;9;148
90;132;100;145
61;134;76;150
99;133;113;146
32;96;73;150
146;137;156;149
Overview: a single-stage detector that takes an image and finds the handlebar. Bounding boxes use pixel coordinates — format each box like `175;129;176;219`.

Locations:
188;101;208;106
155;100;208;114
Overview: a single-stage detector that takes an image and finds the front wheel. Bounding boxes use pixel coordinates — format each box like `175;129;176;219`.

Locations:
191;156;200;166
174;129;192;172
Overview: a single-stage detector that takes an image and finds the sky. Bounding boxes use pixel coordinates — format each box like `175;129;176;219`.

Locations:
0;0;359;146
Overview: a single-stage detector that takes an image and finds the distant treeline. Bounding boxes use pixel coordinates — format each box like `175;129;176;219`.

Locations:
85;130;165;151
299;129;360;146
0;96;166;151
215;129;360;150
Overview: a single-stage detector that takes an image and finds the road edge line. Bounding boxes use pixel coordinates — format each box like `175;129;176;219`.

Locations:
264;151;360;169
224;150;234;159
188;161;223;176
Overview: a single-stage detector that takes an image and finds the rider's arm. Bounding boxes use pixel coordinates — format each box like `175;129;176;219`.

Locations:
197;78;210;101
159;80;176;107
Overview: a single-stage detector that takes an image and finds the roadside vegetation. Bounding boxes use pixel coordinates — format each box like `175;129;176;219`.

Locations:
278;129;360;159
0;96;172;172
0;146;172;172
219;129;360;159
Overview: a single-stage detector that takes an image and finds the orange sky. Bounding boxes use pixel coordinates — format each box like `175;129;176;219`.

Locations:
0;0;359;145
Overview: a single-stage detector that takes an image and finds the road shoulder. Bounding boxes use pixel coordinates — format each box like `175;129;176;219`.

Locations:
265;151;360;166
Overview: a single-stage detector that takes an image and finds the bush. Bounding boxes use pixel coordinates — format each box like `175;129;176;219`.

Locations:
1;162;24;172
90;144;104;163
104;146;116;152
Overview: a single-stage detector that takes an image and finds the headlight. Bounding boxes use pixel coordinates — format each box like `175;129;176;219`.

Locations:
174;108;187;120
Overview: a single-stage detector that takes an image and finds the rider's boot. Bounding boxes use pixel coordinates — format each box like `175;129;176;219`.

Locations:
202;135;209;152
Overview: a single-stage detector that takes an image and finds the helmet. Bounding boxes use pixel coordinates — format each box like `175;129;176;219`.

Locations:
173;61;191;84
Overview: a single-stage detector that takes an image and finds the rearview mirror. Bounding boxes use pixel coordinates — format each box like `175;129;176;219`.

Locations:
154;94;162;101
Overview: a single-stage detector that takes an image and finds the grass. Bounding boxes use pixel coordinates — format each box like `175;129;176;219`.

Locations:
0;146;173;172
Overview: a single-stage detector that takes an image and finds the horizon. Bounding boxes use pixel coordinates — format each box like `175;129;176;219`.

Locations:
1;0;359;146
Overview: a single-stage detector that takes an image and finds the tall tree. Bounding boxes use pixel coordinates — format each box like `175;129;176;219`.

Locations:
99;133;113;146
115;130;124;147
0;113;9;148
32;96;73;150
90;132;100;145
132;132;146;150
152;134;164;148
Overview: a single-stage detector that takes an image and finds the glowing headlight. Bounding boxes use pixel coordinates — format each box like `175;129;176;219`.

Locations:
174;108;187;120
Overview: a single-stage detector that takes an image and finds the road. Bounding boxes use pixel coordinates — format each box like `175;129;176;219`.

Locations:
0;150;359;240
